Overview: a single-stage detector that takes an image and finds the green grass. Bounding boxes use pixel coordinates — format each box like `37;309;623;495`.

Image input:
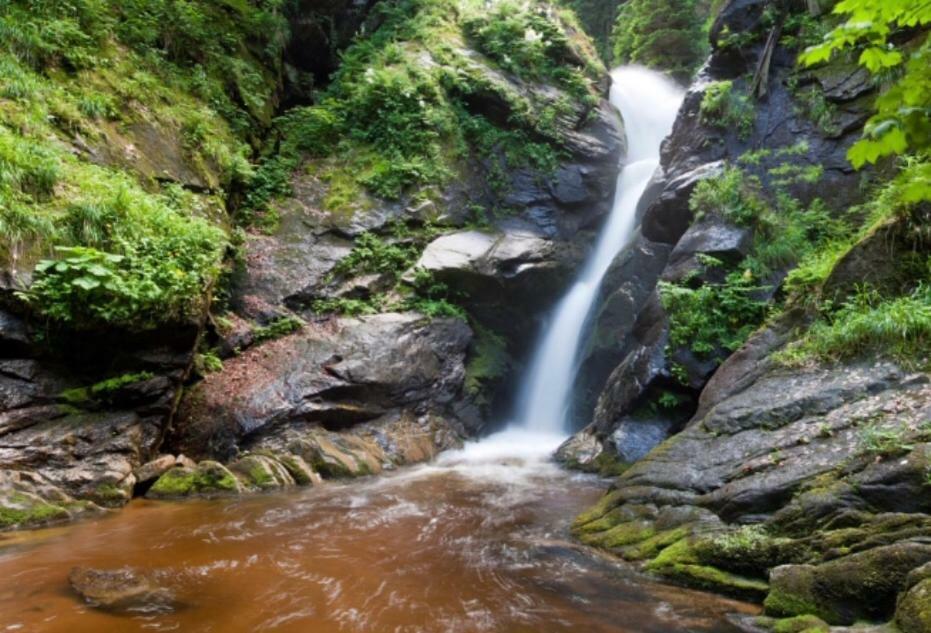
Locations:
779;284;931;366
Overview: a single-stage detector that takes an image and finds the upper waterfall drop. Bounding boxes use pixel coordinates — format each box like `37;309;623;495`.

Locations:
513;66;685;435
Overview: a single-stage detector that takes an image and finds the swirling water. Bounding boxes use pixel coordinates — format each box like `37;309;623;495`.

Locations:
0;429;754;632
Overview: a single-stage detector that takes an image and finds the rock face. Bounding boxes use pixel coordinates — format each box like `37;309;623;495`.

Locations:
0;314;199;529
574;348;931;629
170;313;473;466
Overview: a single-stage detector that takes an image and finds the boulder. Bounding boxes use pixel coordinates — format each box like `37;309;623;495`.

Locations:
172;313;472;461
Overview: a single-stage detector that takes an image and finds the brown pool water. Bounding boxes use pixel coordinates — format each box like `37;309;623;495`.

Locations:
0;430;756;632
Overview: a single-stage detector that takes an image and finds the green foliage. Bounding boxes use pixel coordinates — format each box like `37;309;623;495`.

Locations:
699;80;755;138
22;210;223;329
60;371;155;405
659;271;769;360
333;232;421;282
243;0;601;218
800;0;931;172
464;1;596;97
403;268;467;319
311;296;383;317
857;421;915;457
689;167;765;226
779;284;931;366
612;0;707;81
252;315;304;343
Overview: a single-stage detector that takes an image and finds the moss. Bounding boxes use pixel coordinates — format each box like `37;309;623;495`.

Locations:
620;526;693;561
464;324;509;402
309;456;355;480
148;467;196;498
193;461;239;493
772;615;830;633
92;482;127;506
591;451;630;477
148;462;239;498
0;494;69;529
646;538;770;601
763;586;833;622
580;520;655;549
573;489;624;529
277;455;315;486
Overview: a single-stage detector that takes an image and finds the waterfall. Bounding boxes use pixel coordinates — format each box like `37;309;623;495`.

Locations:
513;66;684;435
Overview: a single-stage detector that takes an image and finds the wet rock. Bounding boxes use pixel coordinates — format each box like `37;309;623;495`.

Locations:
69;566;175;612
133;455;177;488
173;314;471;462
765;542;931;624
229;454;296;490
662;218;753;284
592;293;669;435
555;426;604;469
609;417;676;464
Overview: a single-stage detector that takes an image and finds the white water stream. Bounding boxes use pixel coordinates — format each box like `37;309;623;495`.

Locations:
512;66;684;438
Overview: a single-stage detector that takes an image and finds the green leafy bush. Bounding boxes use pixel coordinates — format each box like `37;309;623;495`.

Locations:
779;284;931;366
689;167;765;226
659;271;769;360
699;80;755;138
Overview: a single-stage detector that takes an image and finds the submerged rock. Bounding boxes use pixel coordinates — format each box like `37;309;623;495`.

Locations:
69;566;175;612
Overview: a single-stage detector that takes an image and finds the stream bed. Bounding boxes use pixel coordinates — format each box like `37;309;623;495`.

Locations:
0;431;756;632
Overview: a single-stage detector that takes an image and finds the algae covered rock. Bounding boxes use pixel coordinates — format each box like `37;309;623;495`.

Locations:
765;542;931;625
896;577;931;633
146;461;241;499
69;566;175;612
229;454;295;491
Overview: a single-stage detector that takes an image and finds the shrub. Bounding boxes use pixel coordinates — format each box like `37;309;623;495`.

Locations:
689;167;764;226
659;271;769;360
612;0;706;82
699;80;755;138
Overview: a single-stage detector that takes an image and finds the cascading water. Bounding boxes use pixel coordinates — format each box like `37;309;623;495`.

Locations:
514;66;684;436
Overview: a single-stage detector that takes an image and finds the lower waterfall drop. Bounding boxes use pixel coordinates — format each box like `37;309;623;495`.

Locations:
513;66;684;437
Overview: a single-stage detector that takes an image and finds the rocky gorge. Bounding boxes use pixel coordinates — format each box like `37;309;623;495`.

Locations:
0;0;929;632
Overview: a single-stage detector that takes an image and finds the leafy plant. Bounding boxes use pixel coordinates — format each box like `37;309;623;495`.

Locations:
699;80;755;138
659;271;769;360
689;167;765;226
800;0;931;174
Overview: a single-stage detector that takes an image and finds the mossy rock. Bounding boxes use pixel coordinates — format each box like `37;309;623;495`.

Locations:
691;525;808;577
619;526;693;561
229;455;294;491
0;492;70;530
646;538;769;601
572;489;624;530
275;454;322;487
771;615;830;633
896;578;931;633
579;520;655;549
147;462;241;499
765;542;931;625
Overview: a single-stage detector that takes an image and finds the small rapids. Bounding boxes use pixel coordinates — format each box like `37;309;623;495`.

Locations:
0;431;754;632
